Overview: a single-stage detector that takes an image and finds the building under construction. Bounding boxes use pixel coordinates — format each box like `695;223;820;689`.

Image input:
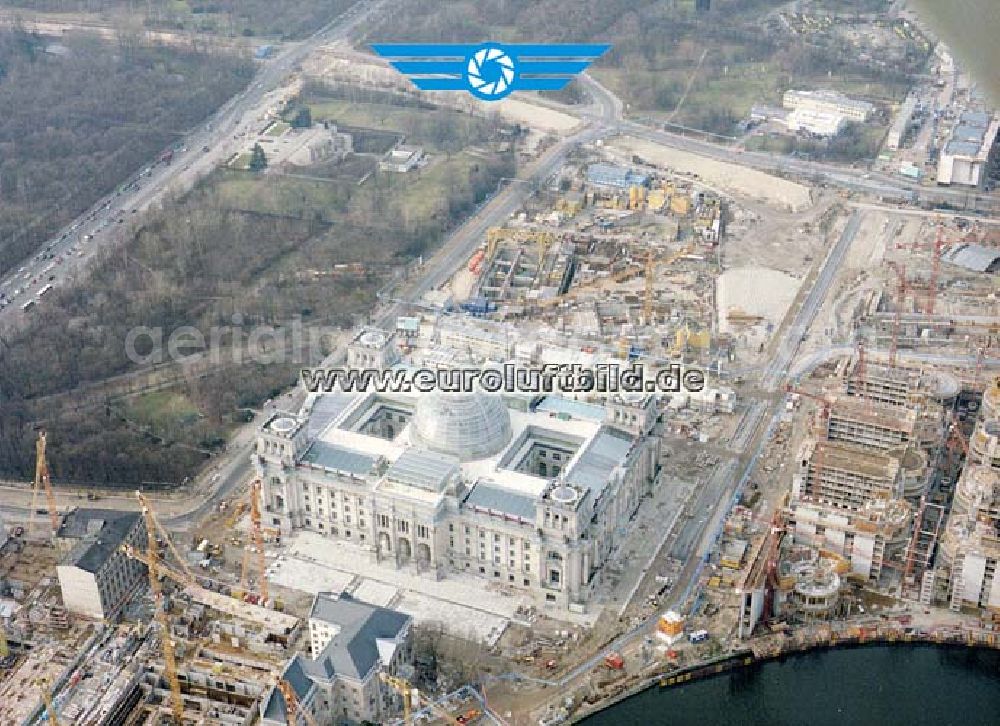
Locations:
929;374;1000;612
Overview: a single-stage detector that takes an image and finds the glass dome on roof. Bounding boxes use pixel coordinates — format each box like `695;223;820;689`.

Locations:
409;390;512;461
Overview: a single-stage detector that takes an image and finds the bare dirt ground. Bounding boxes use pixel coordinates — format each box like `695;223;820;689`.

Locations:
609;137;813;211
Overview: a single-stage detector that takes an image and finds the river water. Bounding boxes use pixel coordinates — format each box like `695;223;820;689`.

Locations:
580;645;1000;726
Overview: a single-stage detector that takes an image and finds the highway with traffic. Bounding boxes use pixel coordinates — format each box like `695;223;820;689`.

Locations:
0;0;385;329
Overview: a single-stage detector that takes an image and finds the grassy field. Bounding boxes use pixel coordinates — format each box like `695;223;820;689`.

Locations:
126;391;201;432
264;121;291;137
230;152;253;170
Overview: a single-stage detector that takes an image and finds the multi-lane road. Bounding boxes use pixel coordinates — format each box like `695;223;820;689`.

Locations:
0;0;385;328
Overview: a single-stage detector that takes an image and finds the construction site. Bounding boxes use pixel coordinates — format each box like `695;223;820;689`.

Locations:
2;141;997;724
1;10;1000;724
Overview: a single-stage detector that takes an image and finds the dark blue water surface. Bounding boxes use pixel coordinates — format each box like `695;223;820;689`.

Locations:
581;645;1000;726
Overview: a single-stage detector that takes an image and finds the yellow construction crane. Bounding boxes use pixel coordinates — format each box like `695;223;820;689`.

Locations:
135;492;198;585
485;227;556;268
241;479;269;604
28;430;60;537
37;677;60;726
534;242;696;313
643;249;655;326
138;504;184;723
275;676;319;726
381;673;415;725
379;672;462;726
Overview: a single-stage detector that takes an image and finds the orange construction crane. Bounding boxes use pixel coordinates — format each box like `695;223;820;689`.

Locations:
900;219;946;314
28;429;60;537
241;479;269;604
762;510;787;622
971;344;990;391
945;415;972;474
925;222;946;315
138;504;184;723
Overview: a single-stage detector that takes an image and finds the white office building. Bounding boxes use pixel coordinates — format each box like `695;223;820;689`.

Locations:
782;89;874;123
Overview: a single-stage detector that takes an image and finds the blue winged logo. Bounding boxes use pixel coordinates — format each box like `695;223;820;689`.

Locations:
370;42;610;101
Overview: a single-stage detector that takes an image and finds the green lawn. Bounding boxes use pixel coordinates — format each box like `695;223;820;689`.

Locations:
230;152;253;170
127;391;201;429
264;121;291;137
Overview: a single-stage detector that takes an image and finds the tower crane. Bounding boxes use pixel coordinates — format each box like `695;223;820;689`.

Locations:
925;222;946;315
274;677;319;726
643;248;655;326
853;340;874;413
945;414;973;474
135;492;198;585
886;261;908;368
379;672;462;726
241;479;269;604
27;430;60;537
37;677;60;726
138;503;184;723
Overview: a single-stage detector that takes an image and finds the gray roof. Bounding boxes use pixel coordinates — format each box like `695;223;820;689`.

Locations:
262;594;410;721
565;428;634;496
59;509;142;574
960;111;991;128
586;163;648;188
385;449;458;492
304;392;357;439
309;592;410;679
261;654;314;722
952;124;986;143
534;396;606;422
943;243;1000;273
300;440;377;476
463;481;537;521
944;140;983;156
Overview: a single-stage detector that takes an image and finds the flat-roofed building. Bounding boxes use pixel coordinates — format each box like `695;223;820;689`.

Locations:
825;396;918;450
782;89;873;122
937;514;1000;612
793;439;901;511
844;361;923;408
937;113;1000;188
786;108;846;136
55;509;147;620
379;144;425;173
